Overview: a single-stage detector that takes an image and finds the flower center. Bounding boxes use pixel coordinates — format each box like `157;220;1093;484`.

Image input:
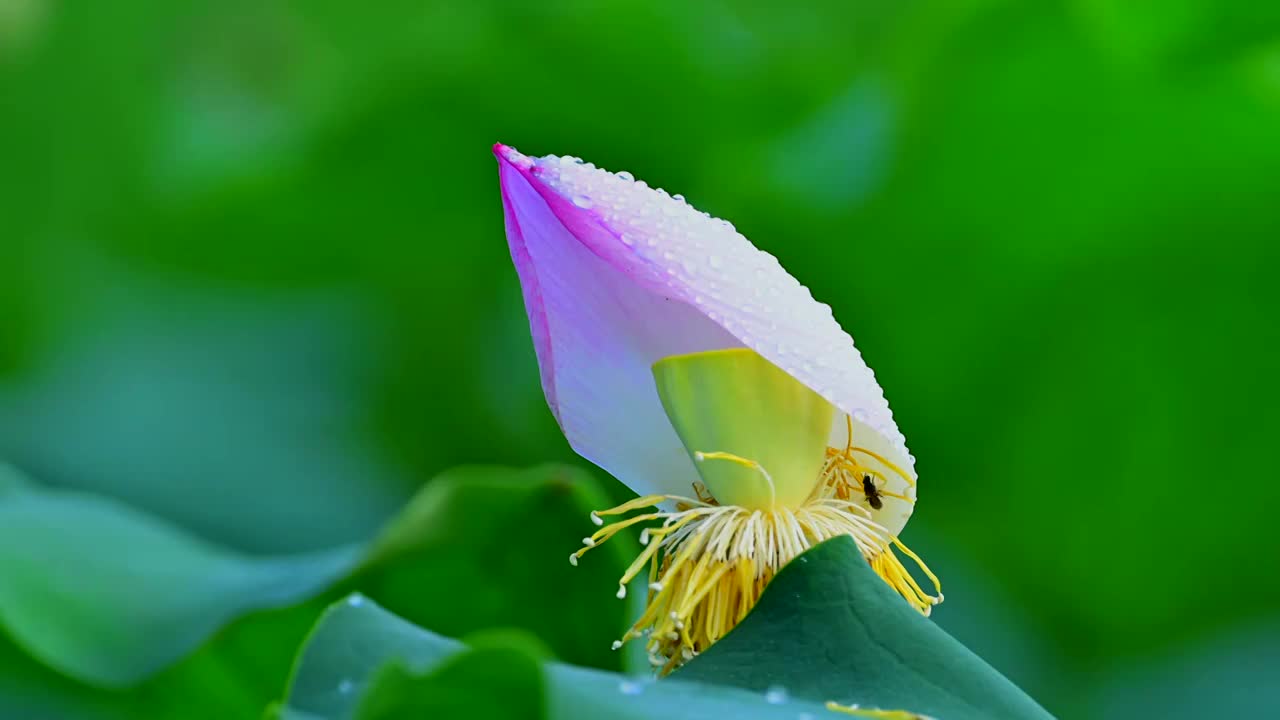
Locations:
570;349;942;671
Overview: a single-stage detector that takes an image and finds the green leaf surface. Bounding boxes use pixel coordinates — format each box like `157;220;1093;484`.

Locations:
0;600;324;720
354;464;633;672
0;480;360;688
0;462;28;494
354;641;547;720
0;462;628;701
679;537;1052;720
279;596;840;720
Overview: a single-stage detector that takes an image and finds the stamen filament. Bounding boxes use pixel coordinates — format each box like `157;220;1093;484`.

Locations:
572;418;941;671
695;451;777;508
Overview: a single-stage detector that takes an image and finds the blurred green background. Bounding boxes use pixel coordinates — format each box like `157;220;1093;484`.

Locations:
2;1;1279;718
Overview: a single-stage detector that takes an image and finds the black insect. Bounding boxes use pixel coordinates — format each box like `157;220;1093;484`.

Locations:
861;474;883;510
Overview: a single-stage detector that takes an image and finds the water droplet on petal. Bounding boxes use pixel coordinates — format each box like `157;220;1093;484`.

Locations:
765;686;789;704
617;170;634;181
572;194;593;209
346;594;366;607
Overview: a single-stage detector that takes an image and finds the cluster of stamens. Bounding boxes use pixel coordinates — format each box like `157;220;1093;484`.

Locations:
570;420;942;672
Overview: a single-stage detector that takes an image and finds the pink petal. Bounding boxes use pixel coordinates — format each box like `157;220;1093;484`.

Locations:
498;147;740;499
495;144;915;525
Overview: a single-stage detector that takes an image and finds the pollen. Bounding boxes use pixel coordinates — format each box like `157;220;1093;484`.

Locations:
825;701;938;719
570;434;943;672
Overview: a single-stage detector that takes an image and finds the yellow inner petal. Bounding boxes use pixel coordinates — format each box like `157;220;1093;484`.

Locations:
652;348;835;510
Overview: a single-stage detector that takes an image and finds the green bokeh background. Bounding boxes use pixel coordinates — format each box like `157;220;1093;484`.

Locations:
3;1;1279;718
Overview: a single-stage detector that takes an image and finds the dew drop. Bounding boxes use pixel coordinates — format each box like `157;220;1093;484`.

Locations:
338;679;354;694
618;680;643;696
798;714;815;720
620;233;635;247
572;194;593;209
346;594;366;607
673;193;685;202
617;170;634;181
765;686;789;704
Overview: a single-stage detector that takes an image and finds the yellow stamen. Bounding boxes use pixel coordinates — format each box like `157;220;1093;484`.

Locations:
573;394;940;672
694;450;777;507
825;701;938;719
823;416;917;505
574;469;941;670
